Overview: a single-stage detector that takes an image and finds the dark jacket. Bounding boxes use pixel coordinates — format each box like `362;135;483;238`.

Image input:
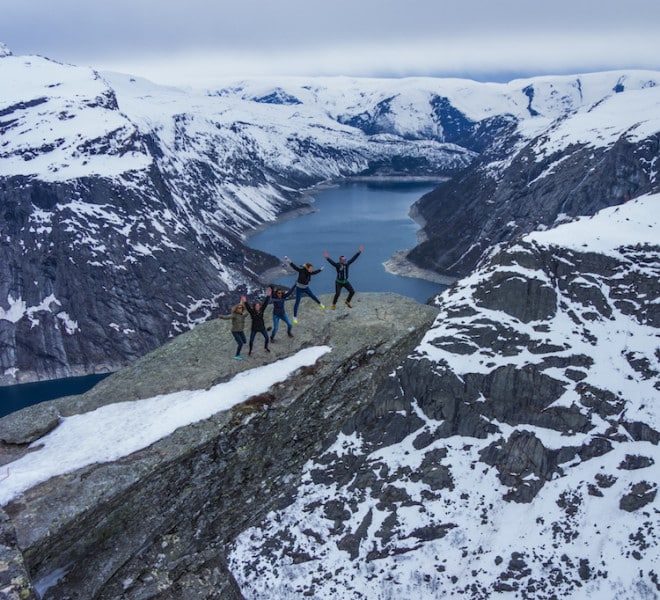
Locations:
245;295;270;332
326;251;361;283
271;288;293;317
290;262;321;288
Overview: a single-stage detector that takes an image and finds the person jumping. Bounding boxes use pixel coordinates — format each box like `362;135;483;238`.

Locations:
323;246;363;309
284;256;325;324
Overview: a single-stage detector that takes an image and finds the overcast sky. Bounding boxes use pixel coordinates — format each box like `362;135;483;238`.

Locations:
3;0;660;87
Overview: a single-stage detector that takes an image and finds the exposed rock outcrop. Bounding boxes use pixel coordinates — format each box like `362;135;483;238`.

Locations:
0;293;440;599
409;120;660;279
0;53;474;386
225;211;659;598
1;197;658;598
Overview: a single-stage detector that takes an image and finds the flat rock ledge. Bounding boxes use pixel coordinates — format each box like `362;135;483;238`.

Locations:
0;292;439;599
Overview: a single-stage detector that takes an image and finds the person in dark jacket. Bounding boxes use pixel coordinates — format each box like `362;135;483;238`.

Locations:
284;256;325;323
245;288;272;356
270;286;294;341
323;246;363;309
218;295;247;359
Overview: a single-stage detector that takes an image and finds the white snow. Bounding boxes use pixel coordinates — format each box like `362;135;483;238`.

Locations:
2;52;660;187
527;192;660;253
226;194;660;599
0;346;331;506
2;50;660;599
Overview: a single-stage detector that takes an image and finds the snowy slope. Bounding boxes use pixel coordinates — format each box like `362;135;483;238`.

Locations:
407;70;660;278
227;195;660;599
2;45;659;387
0;57;151;180
3;53;658;186
214;71;660;142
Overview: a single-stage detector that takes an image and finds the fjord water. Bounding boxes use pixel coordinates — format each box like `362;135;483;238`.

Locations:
0;373;109;419
249;181;447;303
1;181;444;417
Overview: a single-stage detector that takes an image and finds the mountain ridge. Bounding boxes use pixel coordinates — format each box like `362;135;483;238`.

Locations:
0;194;657;598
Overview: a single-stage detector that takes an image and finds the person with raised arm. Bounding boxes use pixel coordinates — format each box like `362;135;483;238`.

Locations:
284;256;325;324
218;295;248;360
323;246;363;309
244;287;272;356
270;286;295;341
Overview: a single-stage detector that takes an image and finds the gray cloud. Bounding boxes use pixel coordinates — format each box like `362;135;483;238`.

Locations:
2;0;659;85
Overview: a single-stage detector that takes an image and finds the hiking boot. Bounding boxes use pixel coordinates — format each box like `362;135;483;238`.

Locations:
331;304;336;310
345;301;352;308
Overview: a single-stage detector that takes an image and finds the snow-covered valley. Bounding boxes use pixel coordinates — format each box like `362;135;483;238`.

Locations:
0;42;659;599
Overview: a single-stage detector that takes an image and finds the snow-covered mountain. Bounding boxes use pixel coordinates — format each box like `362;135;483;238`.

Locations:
1;50;475;385
0;194;656;599
409;73;660;277
227;194;660;599
1;44;659;384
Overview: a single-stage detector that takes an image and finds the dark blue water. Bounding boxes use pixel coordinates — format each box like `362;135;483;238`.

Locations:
0;373;110;419
1;181;442;418
249;181;447;303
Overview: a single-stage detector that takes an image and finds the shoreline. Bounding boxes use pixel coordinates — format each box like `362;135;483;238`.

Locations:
257;264;291;285
249;175;454;289
383;250;457;286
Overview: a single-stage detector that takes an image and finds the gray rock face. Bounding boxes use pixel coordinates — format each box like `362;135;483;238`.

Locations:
0;170;284;386
1;54;476;386
224;235;659;598
409;130;660;278
0;220;657;599
0;293;440;599
2;60;659;598
0;508;35;600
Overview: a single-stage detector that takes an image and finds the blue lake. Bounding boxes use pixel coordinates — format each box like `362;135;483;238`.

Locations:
249;180;447;303
0;373;110;419
1;180;445;418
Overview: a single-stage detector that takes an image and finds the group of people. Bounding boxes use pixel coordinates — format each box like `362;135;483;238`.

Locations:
219;246;363;359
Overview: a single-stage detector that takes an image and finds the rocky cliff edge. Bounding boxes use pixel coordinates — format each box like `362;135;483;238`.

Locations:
0;292;439;599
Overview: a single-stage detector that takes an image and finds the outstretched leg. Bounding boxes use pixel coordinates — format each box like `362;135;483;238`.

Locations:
293;287;304;317
332;282;342;305
345;282;356;303
304;287;322;305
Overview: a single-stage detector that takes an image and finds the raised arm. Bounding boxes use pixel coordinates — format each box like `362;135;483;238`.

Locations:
323;250;338;267
347;246;364;264
285;256;302;272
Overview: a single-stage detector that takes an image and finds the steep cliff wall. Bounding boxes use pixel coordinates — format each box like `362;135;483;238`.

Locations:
1;53;474;386
0;191;658;599
0;293;440;599
409;83;660;278
227;198;659;599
